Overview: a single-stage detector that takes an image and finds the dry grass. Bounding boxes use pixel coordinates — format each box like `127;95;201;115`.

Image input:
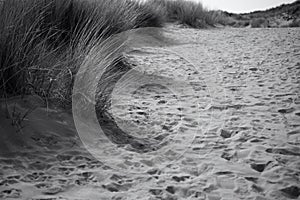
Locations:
145;0;224;28
0;0;165;107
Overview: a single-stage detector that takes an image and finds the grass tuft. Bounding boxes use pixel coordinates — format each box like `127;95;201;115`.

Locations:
145;0;224;28
0;0;165;107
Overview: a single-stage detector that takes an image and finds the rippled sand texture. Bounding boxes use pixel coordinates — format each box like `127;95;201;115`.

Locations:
1;27;300;200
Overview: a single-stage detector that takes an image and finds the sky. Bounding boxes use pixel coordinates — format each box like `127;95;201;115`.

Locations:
196;0;296;13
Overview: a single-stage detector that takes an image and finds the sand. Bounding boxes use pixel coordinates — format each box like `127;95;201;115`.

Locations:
0;26;300;200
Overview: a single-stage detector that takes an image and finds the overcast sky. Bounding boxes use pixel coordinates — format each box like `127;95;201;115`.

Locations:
196;0;296;13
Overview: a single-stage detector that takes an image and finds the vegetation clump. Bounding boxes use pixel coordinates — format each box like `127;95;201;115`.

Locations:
0;0;165;106
145;0;225;28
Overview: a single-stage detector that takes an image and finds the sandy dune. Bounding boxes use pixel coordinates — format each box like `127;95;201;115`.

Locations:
1;26;300;200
